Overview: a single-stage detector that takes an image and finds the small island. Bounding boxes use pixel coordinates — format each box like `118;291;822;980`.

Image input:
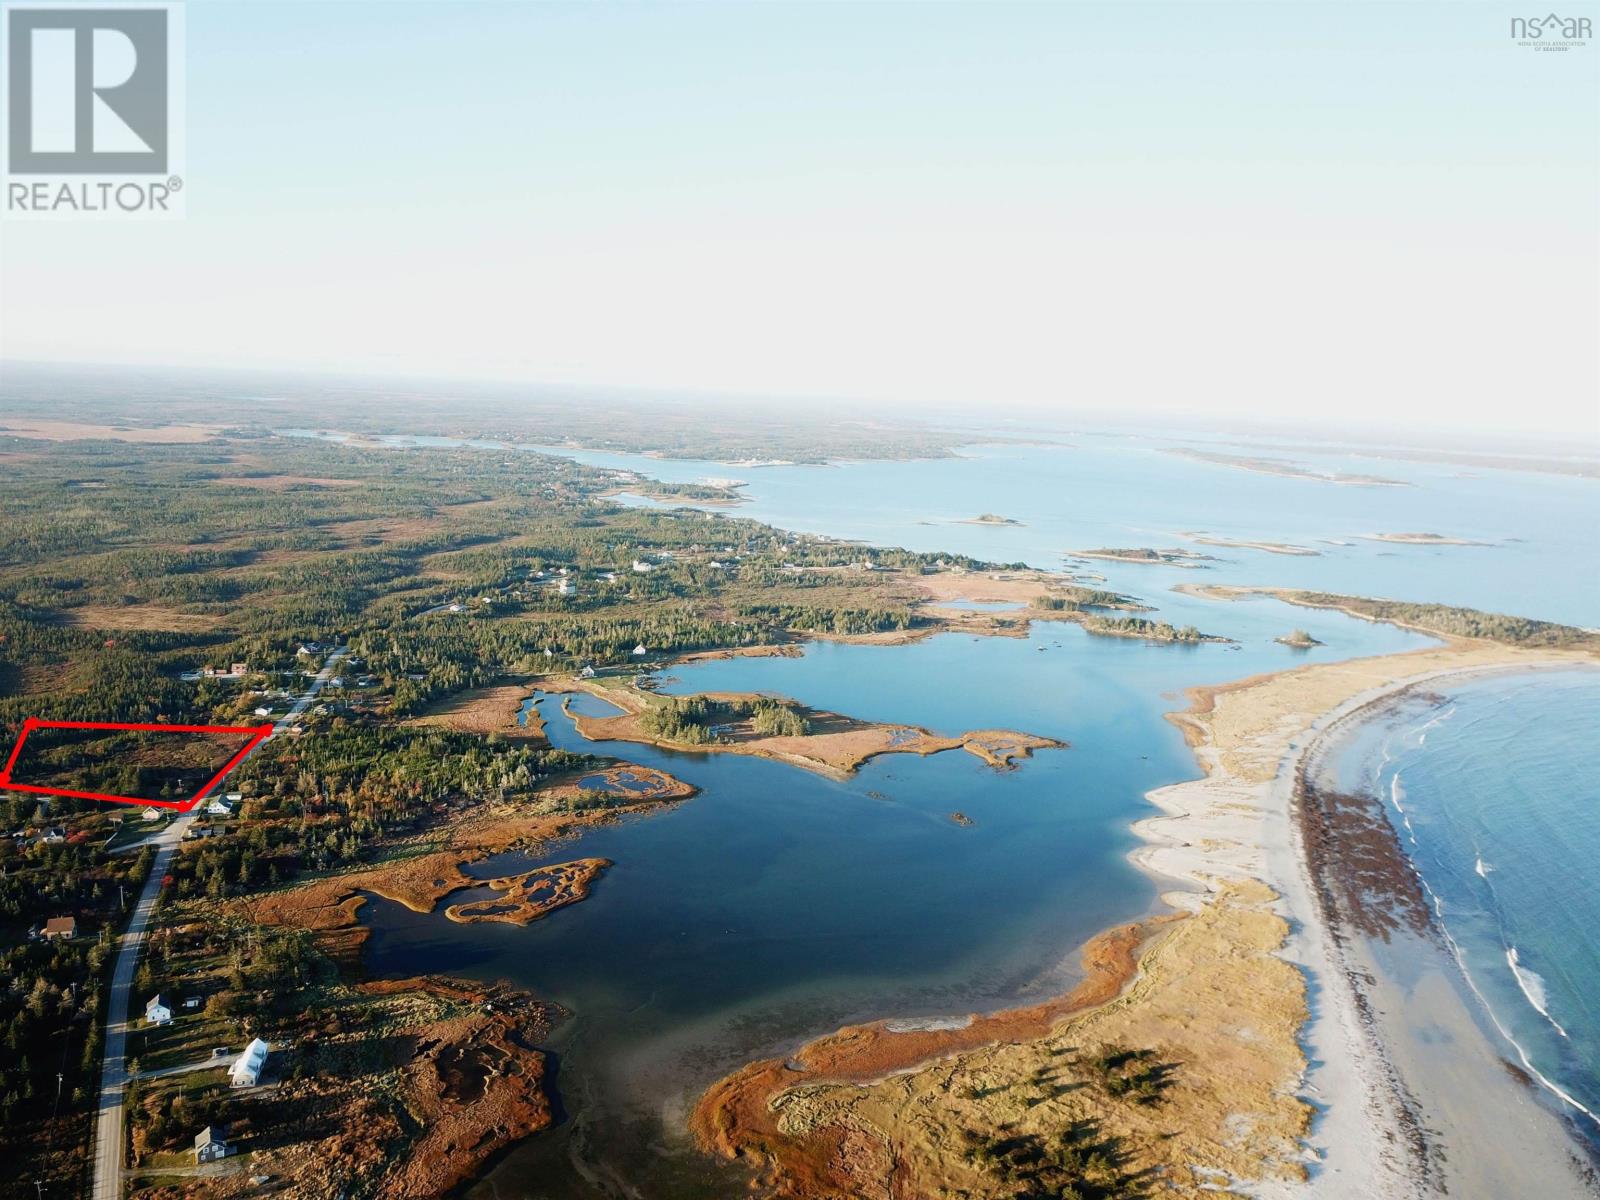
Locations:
1275;629;1323;648
1180;532;1321;557
445;858;612;925
1360;531;1491;546
961;513;1024;526
1072;547;1218;568
1080;615;1230;644
1164;447;1410;487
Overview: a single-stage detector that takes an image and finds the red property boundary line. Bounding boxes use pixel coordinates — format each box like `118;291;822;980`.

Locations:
0;719;275;812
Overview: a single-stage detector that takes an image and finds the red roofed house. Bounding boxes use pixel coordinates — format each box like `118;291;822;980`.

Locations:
42;916;77;940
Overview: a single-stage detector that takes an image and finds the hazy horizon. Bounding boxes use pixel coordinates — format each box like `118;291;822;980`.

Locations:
3;356;1597;454
2;1;1596;437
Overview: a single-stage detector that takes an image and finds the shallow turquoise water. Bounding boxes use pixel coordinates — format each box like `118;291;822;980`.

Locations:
1329;669;1600;1144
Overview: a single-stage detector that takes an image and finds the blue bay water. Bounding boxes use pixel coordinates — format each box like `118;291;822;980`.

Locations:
1329;670;1600;1140
366;611;1434;1194
298;426;1600;1191
281;427;1600;627
519;435;1600;628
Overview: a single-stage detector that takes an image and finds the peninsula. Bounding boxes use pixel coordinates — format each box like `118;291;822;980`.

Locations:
692;609;1600;1199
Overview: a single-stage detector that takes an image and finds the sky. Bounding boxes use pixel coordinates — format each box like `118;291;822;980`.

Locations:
1;0;1596;436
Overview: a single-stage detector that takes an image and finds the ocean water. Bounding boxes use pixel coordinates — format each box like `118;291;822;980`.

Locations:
283;427;1600;627
299;425;1600;1193
363;609;1432;1195
1328;669;1600;1142
527;435;1600;628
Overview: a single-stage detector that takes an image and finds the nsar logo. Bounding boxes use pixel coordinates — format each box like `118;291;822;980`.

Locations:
1510;12;1592;50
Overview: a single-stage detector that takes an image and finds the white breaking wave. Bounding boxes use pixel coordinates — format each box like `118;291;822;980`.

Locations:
1475;855;1492;877
1388;771;1406;814
1413;704;1457;748
1428;900;1598;1133
1508;947;1570;1039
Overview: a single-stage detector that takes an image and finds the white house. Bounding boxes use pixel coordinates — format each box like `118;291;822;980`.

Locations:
631;559;654;573
579;665;596;679
193;1125;232;1163
224;792;243;803
253;707;272;718
205;798;235;817
140;807;162;823
229;1038;270;1088
632;643;648;657
145;994;172;1026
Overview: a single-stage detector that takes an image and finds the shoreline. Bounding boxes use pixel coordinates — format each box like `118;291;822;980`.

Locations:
688;639;1599;1198
1139;647;1599;1197
548;678;1065;779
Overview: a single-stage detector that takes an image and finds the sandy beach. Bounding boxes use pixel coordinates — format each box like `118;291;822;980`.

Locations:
692;637;1600;1198
1142;642;1599;1197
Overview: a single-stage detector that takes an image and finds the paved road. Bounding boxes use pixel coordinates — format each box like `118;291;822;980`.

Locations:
88;650;346;1200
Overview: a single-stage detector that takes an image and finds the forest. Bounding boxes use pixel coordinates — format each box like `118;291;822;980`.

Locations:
0;421;986;1193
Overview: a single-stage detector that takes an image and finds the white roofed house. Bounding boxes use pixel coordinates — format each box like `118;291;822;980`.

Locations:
205;797;235;817
145;994;172;1026
229;1037;271;1088
632;643;648;657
